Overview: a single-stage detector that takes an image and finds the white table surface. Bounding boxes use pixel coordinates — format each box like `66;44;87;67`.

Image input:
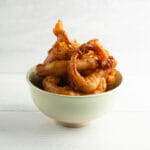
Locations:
1;0;150;149
1;111;150;150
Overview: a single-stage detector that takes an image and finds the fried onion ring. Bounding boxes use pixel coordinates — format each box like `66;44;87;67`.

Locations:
68;53;106;93
79;39;109;60
37;57;98;77
44;20;79;64
43;76;81;96
36;20;118;96
92;77;107;94
79;39;117;69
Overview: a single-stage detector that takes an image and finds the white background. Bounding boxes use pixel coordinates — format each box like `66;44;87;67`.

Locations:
0;0;150;149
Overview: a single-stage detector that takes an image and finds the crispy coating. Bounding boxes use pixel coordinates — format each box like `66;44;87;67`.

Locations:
44;20;79;64
79;39;109;60
79;39;117;69
53;20;71;44
68;53;106;93
106;69;116;90
44;41;79;64
92;77;107;94
36;20;117;95
37;57;98;77
43;76;81;96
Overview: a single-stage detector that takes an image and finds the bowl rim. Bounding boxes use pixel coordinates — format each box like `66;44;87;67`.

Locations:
26;66;123;98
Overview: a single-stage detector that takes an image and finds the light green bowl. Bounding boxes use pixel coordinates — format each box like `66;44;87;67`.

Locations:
26;67;123;127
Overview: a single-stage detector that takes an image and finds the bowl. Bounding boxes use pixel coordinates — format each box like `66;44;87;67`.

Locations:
26;67;123;128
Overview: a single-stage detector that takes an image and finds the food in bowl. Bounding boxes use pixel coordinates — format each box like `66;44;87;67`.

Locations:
36;20;117;96
26;67;122;127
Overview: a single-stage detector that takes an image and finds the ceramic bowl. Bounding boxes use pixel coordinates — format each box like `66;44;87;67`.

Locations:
26;67;123;127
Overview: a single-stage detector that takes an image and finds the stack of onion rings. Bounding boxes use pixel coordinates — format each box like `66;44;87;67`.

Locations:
36;20;117;96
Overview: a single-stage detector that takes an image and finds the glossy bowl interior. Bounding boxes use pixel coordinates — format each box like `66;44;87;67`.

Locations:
26;67;123;127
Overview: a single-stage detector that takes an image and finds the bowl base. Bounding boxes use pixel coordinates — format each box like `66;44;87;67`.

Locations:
56;120;90;128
